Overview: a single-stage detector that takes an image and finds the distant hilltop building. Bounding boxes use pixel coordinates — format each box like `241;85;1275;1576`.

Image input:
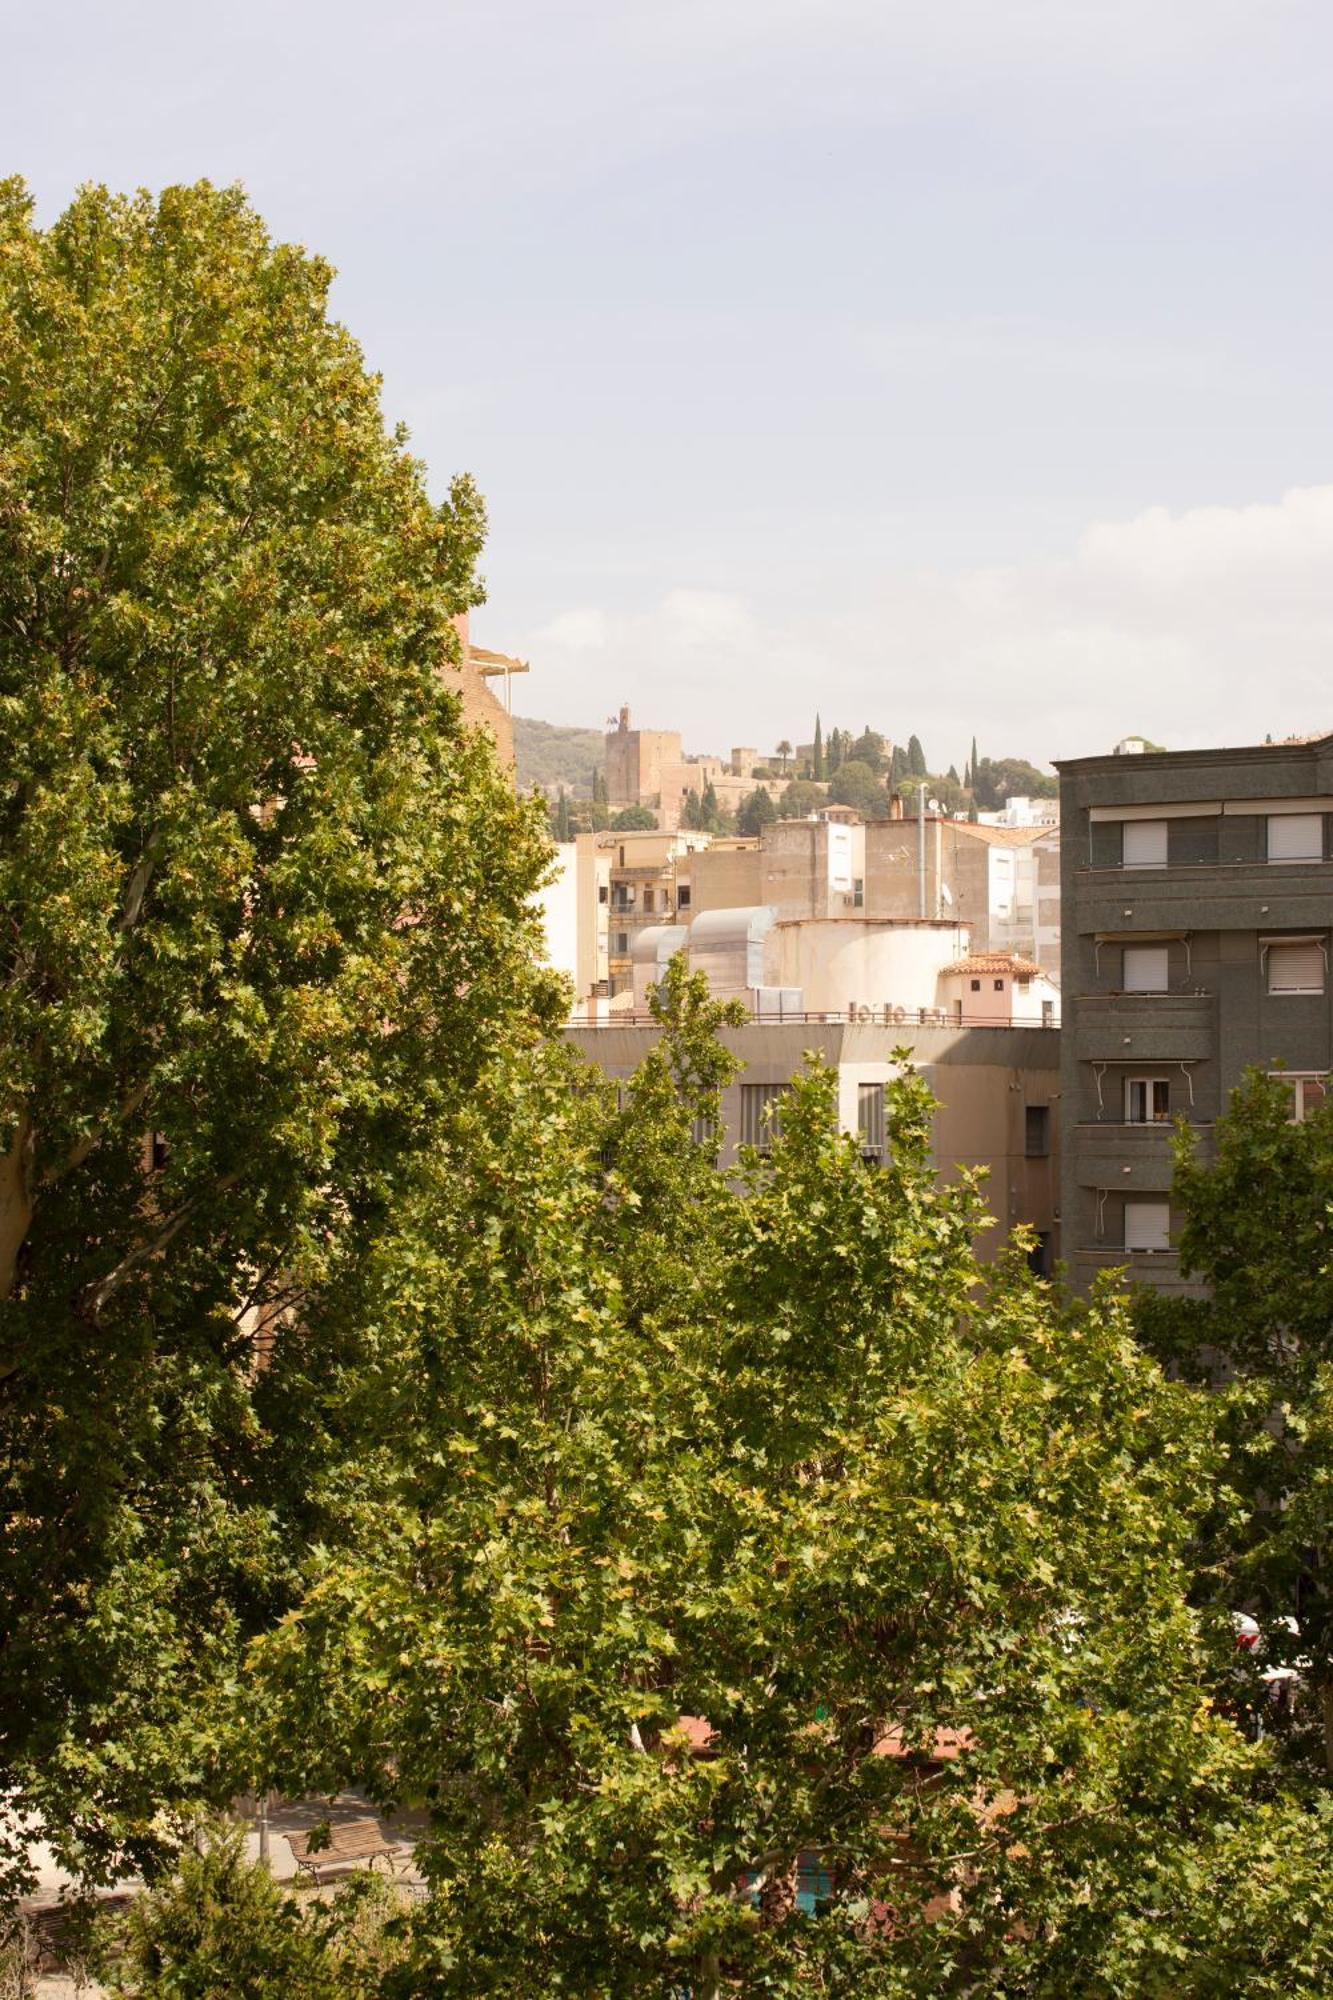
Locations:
605;706;765;828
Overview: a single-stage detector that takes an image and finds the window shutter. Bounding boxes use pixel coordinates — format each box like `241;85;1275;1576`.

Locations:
1267;814;1324;861
1124;1199;1170;1251
1122;819;1168;867
1267;942;1325;994
740;1082;789;1150
1122;945;1169;991
857;1082;886;1158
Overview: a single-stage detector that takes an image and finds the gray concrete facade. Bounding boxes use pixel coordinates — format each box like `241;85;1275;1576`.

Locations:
1056;732;1333;1296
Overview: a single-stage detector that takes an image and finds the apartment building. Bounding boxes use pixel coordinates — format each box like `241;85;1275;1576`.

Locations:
1056;731;1333;1297
861;819;1055;972
565;1018;1061;1272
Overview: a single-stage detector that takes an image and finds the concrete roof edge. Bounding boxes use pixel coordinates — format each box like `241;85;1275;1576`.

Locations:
1055;733;1333;776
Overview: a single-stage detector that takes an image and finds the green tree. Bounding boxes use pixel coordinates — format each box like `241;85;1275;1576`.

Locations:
1136;1070;1333;1774
776;778;826;819
0;179;559;1894
250;972;1309;1996
827;758;890;820
812;715;824;781
697;780;734;834
889;742;909;786
907;733;927;776
850;728;887;774
775;739;793;776
550;787;574;841
103;1822;408;1997
970;756;1057;812
924;771;968;814
611;804;656;831
736;785;777;837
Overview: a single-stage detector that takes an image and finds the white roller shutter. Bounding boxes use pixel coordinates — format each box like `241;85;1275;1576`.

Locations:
1124;1199;1171;1252
1122;820;1168;867
1268;814;1324;861
1267;942;1325;994
1122;945;1169;992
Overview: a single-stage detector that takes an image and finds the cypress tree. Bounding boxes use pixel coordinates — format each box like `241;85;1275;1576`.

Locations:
813;714;824;781
908;734;927;777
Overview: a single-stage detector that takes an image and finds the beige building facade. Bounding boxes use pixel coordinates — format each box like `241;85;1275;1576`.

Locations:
564;1017;1061;1272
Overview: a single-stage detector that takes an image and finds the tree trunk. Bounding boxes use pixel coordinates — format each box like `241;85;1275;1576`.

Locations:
697;1952;721;2000
1322;1682;1333;1778
0;1112;34;1302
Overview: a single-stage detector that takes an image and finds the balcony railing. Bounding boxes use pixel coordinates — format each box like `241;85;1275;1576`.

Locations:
568;1005;1060;1031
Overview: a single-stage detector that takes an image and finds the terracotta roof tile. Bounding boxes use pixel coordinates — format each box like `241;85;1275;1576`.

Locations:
943;953;1045;978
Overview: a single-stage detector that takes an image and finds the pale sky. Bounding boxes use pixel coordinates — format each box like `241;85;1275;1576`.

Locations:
6;0;1333;771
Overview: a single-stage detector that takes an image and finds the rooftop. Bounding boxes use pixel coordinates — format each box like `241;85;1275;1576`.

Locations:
1055;730;1333;775
943;952;1046;978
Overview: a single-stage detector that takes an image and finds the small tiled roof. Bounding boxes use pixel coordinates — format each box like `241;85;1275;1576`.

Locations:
943;952;1045;978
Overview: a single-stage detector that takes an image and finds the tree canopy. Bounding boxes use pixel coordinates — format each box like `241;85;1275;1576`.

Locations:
0;178;559;1891
736;784;777;837
828;758;891;819
1135;1070;1333;1774
238;966;1332;1996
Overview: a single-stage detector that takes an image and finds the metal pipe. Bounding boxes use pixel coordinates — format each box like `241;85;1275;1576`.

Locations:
917;783;926;920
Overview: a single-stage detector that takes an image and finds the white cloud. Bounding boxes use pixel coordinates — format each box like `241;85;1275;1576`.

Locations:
518;486;1333;767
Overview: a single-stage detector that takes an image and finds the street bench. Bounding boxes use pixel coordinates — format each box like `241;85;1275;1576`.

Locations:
286;1816;398;1886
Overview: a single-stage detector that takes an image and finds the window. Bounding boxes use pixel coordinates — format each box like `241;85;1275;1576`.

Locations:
642;888;654;913
1267;813;1324;863
1024;1105;1050;1156
1267;941;1325;995
598;883;609;904
1270;1073;1328;1122
1027;1230;1053;1277
858;1082;886;1161
1122;944;1169;992
852;877;865;909
1125;1077;1170;1123
677;885;691;910
613;931;629;955
740;1082;790;1152
1124;1198;1171;1252
1122;819;1168;868
690;1113;718;1148
993;978;1005;991
619;845;625;866
970;978;981;992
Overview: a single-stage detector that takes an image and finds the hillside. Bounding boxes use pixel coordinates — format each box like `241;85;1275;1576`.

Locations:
513;714;604;793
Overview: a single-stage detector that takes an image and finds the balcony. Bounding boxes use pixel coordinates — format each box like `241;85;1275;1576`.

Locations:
1075;859;1333;935
1070;1245;1207;1298
1070;990;1214;1063
1072;1120;1213;1189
